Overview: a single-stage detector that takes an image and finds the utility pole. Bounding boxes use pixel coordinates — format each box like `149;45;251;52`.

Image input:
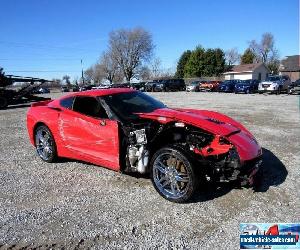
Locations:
81;59;85;85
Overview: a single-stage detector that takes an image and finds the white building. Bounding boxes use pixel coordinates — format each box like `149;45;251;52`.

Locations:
223;63;270;81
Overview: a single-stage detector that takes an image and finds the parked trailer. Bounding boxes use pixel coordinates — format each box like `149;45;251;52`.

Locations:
0;69;51;109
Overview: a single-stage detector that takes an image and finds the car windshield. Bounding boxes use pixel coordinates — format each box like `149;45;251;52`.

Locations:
190;81;199;86
267;76;281;81
102;91;166;121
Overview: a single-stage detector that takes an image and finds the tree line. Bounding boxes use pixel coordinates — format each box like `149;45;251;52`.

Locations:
175;32;280;78
54;30;281;85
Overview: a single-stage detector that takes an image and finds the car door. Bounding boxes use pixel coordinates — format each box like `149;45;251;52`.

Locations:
58;95;119;170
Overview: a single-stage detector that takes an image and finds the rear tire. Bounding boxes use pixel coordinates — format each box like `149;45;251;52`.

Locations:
35;125;57;163
150;146;198;203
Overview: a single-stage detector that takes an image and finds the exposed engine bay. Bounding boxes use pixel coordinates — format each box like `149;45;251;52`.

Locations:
121;119;261;184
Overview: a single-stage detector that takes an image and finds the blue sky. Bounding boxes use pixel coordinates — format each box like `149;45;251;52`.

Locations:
0;0;299;80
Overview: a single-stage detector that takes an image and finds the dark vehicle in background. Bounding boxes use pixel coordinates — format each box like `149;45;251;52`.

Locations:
288;79;300;94
110;83;130;88
145;80;162;92
130;82;146;91
61;86;69;92
79;85;96;91
199;80;221;92
186;81;200;92
154;79;185;92
218;80;240;93
234;79;260;94
72;85;79;92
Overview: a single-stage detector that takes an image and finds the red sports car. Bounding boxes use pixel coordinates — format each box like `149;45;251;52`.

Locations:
27;88;262;202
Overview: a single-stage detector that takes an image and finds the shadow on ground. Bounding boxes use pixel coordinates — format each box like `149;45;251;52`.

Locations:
1;103;32;110
253;148;288;192
190;147;288;203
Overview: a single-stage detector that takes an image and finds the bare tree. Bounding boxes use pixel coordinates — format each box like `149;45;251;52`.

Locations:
109;27;154;82
150;57;162;78
98;51;121;84
249;33;279;63
225;48;240;65
160;67;174;78
84;67;95;83
93;63;106;84
62;75;71;88
139;66;151;80
249;32;280;73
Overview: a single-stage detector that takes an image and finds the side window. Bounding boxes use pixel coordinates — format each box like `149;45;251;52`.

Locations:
60;97;74;109
72;96;108;119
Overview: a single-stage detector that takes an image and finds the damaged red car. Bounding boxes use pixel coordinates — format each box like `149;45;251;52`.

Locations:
27;88;262;202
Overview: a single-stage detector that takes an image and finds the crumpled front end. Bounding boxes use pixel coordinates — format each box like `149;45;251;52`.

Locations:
135;107;262;186
189;122;262;186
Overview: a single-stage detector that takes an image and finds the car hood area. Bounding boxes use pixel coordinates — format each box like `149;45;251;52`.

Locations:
137;107;261;161
138;108;248;136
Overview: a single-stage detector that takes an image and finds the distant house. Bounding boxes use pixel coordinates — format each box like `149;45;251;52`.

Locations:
279;55;300;82
223;63;270;81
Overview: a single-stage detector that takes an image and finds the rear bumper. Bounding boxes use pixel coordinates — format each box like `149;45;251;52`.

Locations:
258;86;278;92
258;89;277;93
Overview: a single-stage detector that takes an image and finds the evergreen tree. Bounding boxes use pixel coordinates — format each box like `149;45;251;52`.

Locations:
175;50;192;78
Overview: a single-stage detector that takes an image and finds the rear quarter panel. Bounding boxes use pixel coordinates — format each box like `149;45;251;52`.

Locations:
27;106;62;151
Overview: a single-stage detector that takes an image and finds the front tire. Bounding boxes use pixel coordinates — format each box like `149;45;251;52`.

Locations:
150;146;198;203
35;125;57;163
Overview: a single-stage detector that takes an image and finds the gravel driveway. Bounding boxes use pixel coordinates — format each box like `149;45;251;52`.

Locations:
0;91;299;249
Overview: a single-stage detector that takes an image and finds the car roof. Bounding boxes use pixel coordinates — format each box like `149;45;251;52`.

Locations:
60;88;135;99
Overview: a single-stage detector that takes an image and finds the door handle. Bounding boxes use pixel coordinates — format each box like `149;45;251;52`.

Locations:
100;120;106;126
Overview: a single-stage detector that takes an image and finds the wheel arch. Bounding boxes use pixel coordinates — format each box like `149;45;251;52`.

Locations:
33;122;55;146
150;124;186;151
